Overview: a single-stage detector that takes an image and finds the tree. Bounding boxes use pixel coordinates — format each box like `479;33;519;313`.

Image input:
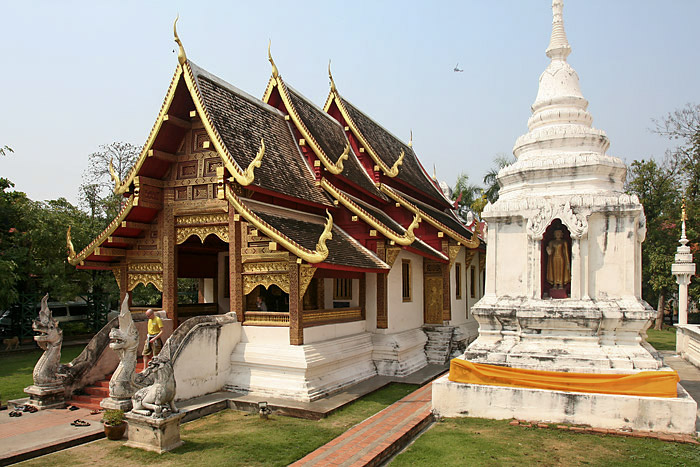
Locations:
626;158;679;329
652;103;700;315
482;154;514;204
80;142;141;220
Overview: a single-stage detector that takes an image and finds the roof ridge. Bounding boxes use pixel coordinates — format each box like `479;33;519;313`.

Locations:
189;61;285;118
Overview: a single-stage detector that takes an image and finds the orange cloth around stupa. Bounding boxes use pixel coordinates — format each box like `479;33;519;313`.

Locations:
448;359;679;398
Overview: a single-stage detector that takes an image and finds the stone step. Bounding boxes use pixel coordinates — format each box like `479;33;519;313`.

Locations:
85;386;109;397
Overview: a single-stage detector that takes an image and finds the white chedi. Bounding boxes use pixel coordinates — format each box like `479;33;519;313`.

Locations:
467;0;656;373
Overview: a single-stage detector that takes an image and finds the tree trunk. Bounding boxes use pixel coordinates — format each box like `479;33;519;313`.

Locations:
654;293;665;330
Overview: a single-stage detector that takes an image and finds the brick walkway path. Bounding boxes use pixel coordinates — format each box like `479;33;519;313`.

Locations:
291;382;434;467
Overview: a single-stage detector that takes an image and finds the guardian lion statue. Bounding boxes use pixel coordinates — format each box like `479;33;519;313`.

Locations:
131;354;177;418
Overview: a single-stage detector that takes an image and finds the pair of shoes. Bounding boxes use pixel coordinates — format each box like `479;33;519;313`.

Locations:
22;405;37;413
71;419;90;427
90;409;102;415
0;404;8;411
68;405;79;411
9;411;22;417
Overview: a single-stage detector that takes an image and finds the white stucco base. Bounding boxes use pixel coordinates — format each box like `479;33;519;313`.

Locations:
371;328;428;376
676;324;700;368
226;331;376;402
432;374;697;435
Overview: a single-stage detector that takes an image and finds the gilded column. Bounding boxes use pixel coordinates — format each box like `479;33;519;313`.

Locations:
161;191;178;322
442;240;451;322
289;258;303;345
376;241;388;329
229;213;243;317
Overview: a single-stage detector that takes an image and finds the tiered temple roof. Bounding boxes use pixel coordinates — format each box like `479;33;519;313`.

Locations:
68;32;483;274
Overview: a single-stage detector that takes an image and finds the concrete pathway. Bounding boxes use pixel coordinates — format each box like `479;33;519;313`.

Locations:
659;350;700;434
290;382;434;467
0;406;104;466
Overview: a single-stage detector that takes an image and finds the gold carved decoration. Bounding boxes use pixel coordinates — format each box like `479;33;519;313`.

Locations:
128;263;163;273
263;56;346;176
243;262;288;273
112;267;122;291
176;226;228;244
322;86;404;178
408;130;413;148
299;265;317;298
173;16;187;65
128;273;163;292
385;247;401;268
127;263;163;292
243;311;289;326
225;184;333;263
243;274;290;295
108;158;120;191
464;249;477;268
380;184;480;248
176;213;228;225
241;138;265;185
175;213;229;244
448;245;461;269
267;40;279;79
68;195;137;266
320;178;419;246
66;226;76;261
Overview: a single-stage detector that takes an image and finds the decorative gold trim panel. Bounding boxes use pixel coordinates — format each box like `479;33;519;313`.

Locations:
176;225;228;244
299;265;317;298
243;274;290;295
128;273;163;292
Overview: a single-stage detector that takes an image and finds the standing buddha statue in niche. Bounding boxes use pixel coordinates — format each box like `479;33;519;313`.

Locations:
546;229;571;289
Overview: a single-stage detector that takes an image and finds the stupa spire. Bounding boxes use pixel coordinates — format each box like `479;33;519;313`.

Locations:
546;0;571;60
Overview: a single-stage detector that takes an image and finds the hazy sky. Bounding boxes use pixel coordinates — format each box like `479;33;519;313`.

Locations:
1;0;699;206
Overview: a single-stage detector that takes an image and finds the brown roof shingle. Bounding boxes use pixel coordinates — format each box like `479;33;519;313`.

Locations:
191;63;331;207
340;97;450;206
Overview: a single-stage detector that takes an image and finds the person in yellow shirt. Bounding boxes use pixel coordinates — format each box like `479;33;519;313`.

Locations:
142;309;164;367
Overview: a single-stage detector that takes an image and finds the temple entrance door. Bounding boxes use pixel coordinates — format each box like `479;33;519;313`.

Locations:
424;260;443;324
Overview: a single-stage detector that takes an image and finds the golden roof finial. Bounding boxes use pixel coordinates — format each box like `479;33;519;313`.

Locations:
173;15;187;66
66;226;76;260
682;197;688;222
408;130;413;148
328;59;337;93
268;40;279;79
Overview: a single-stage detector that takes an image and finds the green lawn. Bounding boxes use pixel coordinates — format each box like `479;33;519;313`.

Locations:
645;327;677;351
18;383;418;467
391;417;700;467
0;345;84;401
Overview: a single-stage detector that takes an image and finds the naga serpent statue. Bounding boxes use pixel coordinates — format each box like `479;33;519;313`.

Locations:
132;354;177;418
108;293;140;402
31;294;64;388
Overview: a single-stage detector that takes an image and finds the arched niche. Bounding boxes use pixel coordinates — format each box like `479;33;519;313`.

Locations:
540;219;572;299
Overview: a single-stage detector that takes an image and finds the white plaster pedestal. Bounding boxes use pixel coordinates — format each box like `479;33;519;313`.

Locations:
24;384;65;410
124;411;185;453
432;373;697;435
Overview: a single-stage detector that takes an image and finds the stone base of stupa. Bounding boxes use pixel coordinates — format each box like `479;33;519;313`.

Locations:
432;373;697;434
466;296;661;373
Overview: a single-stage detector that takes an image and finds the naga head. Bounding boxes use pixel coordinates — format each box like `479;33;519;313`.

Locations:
109;293;139;351
141;354;174;382
33;294;62;350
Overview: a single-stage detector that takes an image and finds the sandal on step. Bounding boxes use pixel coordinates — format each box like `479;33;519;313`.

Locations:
68;405;79;411
71;419;90;427
23;405;37;413
9;411;22;417
90;409;101;415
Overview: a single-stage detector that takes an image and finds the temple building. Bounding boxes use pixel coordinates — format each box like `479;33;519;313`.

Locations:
66;26;484;400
